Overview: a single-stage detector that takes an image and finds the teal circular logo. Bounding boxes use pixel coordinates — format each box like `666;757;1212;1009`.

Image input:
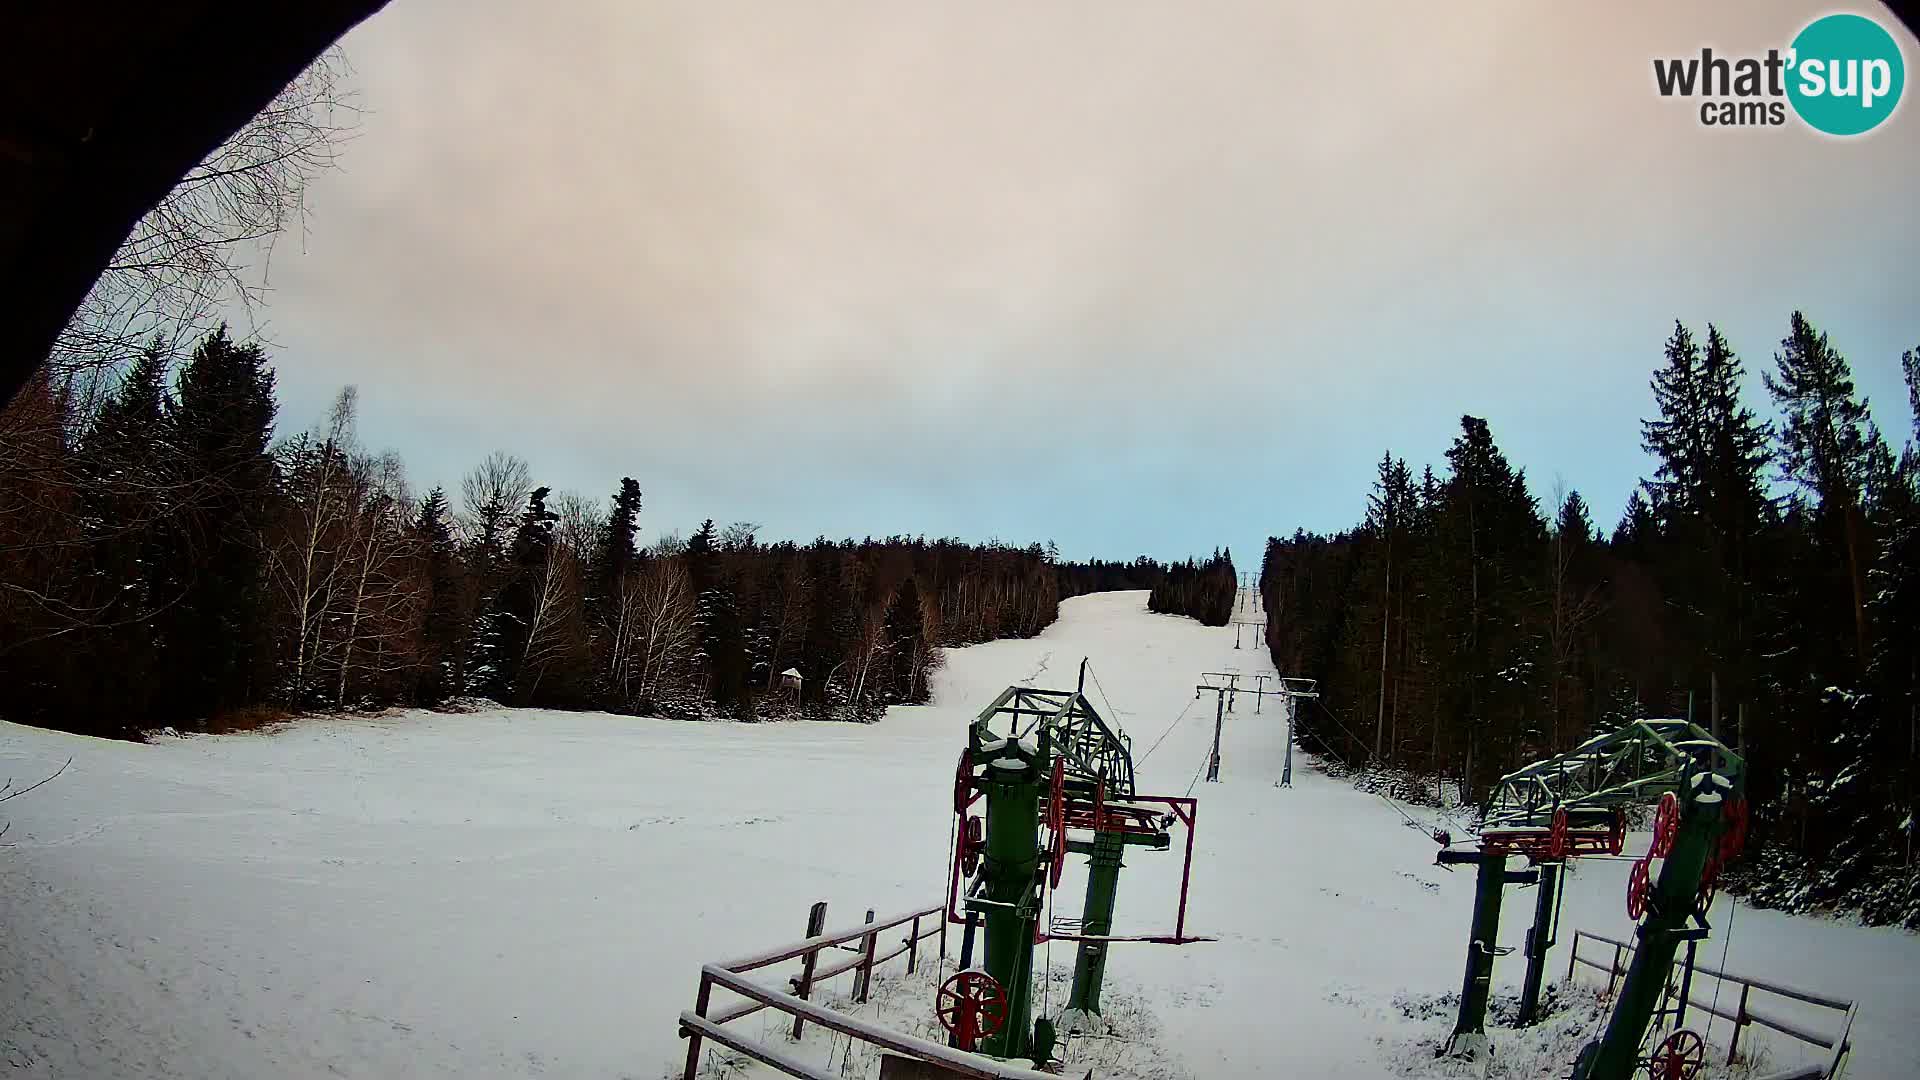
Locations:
1787;13;1905;135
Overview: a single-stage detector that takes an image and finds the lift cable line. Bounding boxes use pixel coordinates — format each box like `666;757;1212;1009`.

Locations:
1184;742;1211;799
939;803;962;990
1080;661;1126;744
1304;697;1474;838
1286;714;1436;836
1704;895;1739;1047
1135;695;1199;768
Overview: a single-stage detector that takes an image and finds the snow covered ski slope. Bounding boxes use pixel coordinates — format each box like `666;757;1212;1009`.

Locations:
2;591;1916;1078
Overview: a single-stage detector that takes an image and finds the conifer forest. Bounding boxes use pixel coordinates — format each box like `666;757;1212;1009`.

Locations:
1261;313;1920;926
0;329;1200;735
4;310;1917;932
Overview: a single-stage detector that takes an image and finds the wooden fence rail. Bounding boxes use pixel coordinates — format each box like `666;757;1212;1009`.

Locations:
679;898;1074;1080
1566;928;1855;1079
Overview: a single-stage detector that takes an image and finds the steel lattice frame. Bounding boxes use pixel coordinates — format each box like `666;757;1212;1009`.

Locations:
1482;719;1745;833
970;686;1136;797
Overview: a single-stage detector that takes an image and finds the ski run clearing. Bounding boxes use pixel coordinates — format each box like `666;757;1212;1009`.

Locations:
2;591;1916;1079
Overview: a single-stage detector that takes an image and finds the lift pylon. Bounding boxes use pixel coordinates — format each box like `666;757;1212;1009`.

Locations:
948;670;1210;1064
1273;677;1318;787
1432;718;1745;1079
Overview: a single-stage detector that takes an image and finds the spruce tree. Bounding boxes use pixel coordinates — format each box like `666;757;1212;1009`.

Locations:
1641;321;1707;520
1633;324;1704;696
800;549;848;716
686;518;719;595
414;487;462;705
883;576;928;704
1435;415;1544;794
694;579;745;714
1545;488;1601;751
76;343;177;725
165;326;279;723
595;479;642;601
1556;490;1593;542
1360;453;1415;760
1844;352;1920;921
476;486;556;703
1634;322;1778;729
1696;324;1774;732
587;478;642;703
1611;490;1658;551
1698;326;1773;540
83;343;173;480
1766;311;1880;669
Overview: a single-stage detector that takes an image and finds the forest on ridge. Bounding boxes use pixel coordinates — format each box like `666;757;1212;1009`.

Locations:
1261;312;1920;926
0;329;1208;737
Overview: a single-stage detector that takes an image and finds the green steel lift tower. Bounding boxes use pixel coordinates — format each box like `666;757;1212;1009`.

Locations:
943;672;1205;1065
1433;719;1747;1080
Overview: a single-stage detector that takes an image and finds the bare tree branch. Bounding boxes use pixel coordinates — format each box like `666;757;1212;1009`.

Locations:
0;756;71;804
46;49;360;387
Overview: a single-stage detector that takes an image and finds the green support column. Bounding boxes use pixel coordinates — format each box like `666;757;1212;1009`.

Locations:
979;750;1041;1060
1446;850;1511;1057
1573;776;1727;1080
1065;828;1126;1016
1517;861;1561;1026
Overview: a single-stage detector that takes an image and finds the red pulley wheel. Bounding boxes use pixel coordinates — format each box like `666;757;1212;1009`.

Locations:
954;748;974;815
1046;758;1067;888
1721;796;1748;862
1627;857;1652;921
1048;757;1066;833
1608;809;1627;856
1651;791;1681;858
1048;808;1068;889
936;971;1008;1052
1549;807;1570;860
1650;1028;1705;1080
1697;857;1719;915
960;815;984;876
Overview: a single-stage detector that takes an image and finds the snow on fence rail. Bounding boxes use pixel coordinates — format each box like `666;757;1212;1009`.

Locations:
1566;928;1856;1079
678;899;1073;1080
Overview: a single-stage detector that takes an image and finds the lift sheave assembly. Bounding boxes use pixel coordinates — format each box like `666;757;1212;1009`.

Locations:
942;675;1209;1068
1437;718;1752;1080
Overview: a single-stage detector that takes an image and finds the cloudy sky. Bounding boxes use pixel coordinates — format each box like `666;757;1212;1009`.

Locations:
252;1;1919;565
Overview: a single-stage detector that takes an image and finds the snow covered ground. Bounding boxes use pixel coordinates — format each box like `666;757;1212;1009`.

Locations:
2;590;1915;1079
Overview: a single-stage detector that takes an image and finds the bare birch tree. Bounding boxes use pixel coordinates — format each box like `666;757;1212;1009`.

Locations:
332;451;423;705
720;521;761;552
459;451;533;555
605;565;642;705
516;518;584;703
267;388;357;703
50;51;359;404
551;492;603;561
847;606;889;717
631;555;697;708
